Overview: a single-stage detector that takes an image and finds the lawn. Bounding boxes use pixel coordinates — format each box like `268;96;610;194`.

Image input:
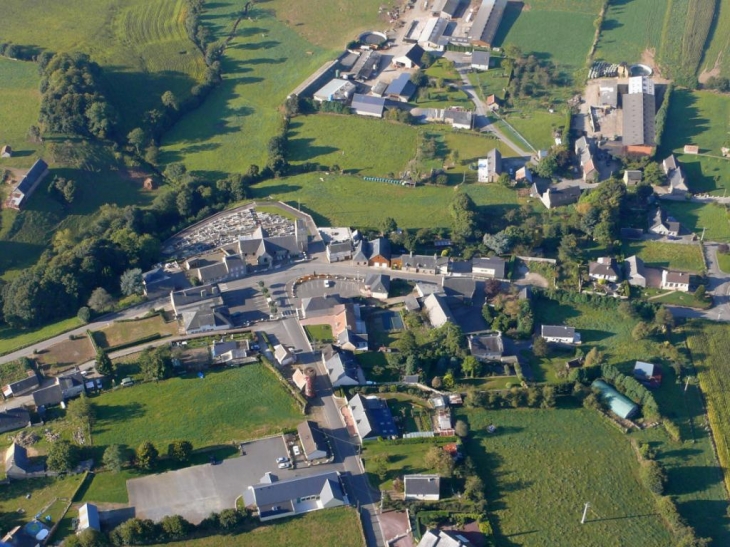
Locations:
93;315;178;349
468;65;511;103
148;507;364;547
0;317;83;357
620;240;705;272
91;364;302;451
249;173;520;230
356;352;400;383
362;440;438;490
461;406;673;546
595;0;668;64
658;89;730;195
718;251;730;273
649;290;711;310
0;59;42;168
662;201;730;242
304;324;334;343
161;3;331;177
493;2;599;72
287;114;419;177
0;474;85;533
502;109;562;151
414;87;473;110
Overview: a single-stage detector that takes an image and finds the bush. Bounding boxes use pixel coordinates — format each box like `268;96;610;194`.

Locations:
639;460;666;494
47;440;80;473
77;306;92;323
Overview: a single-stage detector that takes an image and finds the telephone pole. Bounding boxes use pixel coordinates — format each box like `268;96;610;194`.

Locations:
581;502;591;524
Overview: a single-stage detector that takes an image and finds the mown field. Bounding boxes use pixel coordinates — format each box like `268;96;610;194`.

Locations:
595;0;668;64
462;407;673;546
658;89;730;195
621;240;705;272
93;315;178;349
662;201;730;242
0;59;42;167
91;364;302;450
502;109;561;151
362;439;438;490
700;0;730;79
148;507;364;547
493;1;599;72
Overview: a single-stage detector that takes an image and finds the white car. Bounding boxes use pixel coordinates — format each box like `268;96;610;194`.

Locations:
278;462;291;469
292;445;301;456
276;457;289;463
324;279;332;288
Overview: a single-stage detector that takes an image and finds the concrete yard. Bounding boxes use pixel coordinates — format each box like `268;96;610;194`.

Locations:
128;436;338;523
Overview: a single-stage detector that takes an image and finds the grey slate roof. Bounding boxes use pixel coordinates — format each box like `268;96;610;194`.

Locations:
541;325;576;339
471;50;490;67
250;471;344;518
542;186;582;208
32;384;64;407
370;237;391;260
15;159;49;195
442;277;476;300
471;256;506;278
349;393;398;439
405;474;441;497
351;94;385;116
325;348;360;385
622;91;656;146
404;295;421;311
182;308;231;332
301;295;344;318
297;420;328;459
6;374;40;395
386;73;416;100
468;0;508;45
0;408;30;434
365;273;390;295
588;257;619;278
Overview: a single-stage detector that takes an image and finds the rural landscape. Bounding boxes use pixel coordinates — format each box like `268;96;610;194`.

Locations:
0;0;729;546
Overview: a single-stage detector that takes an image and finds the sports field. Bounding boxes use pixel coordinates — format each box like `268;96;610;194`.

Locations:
595;0;667;64
462;407;672;546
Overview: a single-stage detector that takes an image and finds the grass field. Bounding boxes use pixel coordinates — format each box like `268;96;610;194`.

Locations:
658;89;730;195
468;67;511;103
662;201;730;242
304;324;334;343
493;2;598;72
250;173;520;230
502;109;561;151
37;336;95;369
621;240;705;271
595;0;668;64
0;317;83;357
91;364;302;451
149;507;364;547
701;0;730;78
0;59;41;167
362;440;438;490
462;407;673;546
93;316;178;349
161;3;331;177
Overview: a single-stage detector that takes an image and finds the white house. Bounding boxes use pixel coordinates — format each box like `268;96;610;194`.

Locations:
404;474;441;501
477;148;502;182
661;270;691;292
274;344;296;366
541;325;580;345
471;50;491;71
471;257;506;278
588;257;619;282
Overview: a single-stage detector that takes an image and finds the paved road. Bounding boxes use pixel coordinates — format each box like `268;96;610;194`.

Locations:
670;243;730;322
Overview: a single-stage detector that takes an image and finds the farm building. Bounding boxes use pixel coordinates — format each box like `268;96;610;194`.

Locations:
404;474;441;501
348;394;398;442
349;50;381;81
599;81;618;108
622;76;656;150
534;185;582;209
393;44;426;68
418;17;450;51
313;79;357;103
77;503;101;534
442;108;473;130
297;420;328;460
1;145;12;158
591;380;639;420
477;148;502;182
435;0;463;19
468;0;507;47
471;50;491;71
0;408;31;434
661;270;691;292
6;158;49;210
588;257;619;282
351;94;385;118
634;361;662;388
471;256;506;279
385;73;417;102
624;255;647;287
541;325;580;345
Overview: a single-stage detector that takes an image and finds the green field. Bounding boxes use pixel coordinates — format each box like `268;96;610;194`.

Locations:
701;0;730;78
718;251;730;273
468;67;511;103
462;407;672;546
621;240;705;271
493;2;598;72
91;364;302;450
0;317;83;356
503;109;561;151
0;59;42;167
362;440;438;490
662;201;730;242
161;3;331;177
149;507;364;547
658;89;730;195
595;0;668;64
250;174;520;230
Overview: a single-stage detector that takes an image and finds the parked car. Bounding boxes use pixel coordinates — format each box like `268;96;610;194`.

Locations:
276;457;289;463
278;462;291;469
120;377;134;387
324;279;332;288
292;445;301;456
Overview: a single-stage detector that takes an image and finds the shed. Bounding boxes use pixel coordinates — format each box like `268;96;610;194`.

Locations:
633;361;662;388
351;94;385;118
591;379;639;419
77;503;101;533
1;145;12;158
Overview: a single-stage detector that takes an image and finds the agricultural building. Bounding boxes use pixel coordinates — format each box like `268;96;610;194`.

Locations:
351;94;385;118
633;361;662;388
435;0;464;19
591;380;639;420
418;17;450;51
471;50;491;71
442;108;473;130
6;158;49;210
468;0;507;47
424;293;454;328
393;44;426;68
385;73;417;102
622;76;656;149
313;79;357;103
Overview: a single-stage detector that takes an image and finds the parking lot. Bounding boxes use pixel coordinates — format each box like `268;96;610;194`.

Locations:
295;277;363;302
128;436;337;523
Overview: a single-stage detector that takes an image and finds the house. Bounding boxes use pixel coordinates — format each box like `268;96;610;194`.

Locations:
297;420;328;460
418;17;450;51
477;148;502;182
443;277;476;301
348;393;398;441
313;79;357;103
385;73;417;102
274;344;296;366
0;408;31;434
449;260;472;276
300;295;344;320
32;373;86;408
246;471;346;521
351;94;385;118
649;208;681;237
471;50;491;71
468;333;504;361
352;239;370;265
624;255;647;287
323;345;360;387
363;273;390;300
442;108;473;130
515;166;533;183
424;293;454;328
622;76;656;150
170;283;232;334
541;325;580;345
211;339;251;364
623;170;642;185
417;529;474;547
471;256;506;278
393;44;426;69
77;503;101;534
394;253;449;274
468;0;507;47
661;270;691;292
404;474;441;501
326;240;354;263
334;304;369;352
662;155;688;195
6;158;49;210
192;253;247;284
588;257;620;282
183;308;232;335
575;136;598;182
536;186;582;209
368;237;391;268
1;145;12;158
591;380;639;420
634;361;662;388
684;145;699;155
2;373;40;398
485;94;499;111
4;443;44;479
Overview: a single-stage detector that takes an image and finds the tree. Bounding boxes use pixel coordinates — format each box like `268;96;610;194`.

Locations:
47;440;80;472
161;91;179;111
431;376;443;389
535;154;558;178
410;69;428;87
140;345;173;381
28;124;43;143
695;284;706;300
77;306;91;323
103;444;126;473
379;217;397;236
464;475;486;505
424;445;454;477
168;440;193;463
541;385;556;408
160;515;190;540
404;354;419;376
482;231;512;254
95;348;114;377
64;529;108;547
461;355;480;378
449;191;479;242
533;336;549;357
218;508;243;531
632;321;652;341
643;162;665;186
455;419;469;437
654;306;675;332
136;441;159;470
110;518;157;546
127;128;146;153
67;395;95;440
443;371;455;389
497;173;512;187
88;287;114;313
120;268;144;296
584;347;603;367
372;454;390;481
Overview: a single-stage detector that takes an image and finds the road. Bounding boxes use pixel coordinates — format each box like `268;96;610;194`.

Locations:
669;243;730;322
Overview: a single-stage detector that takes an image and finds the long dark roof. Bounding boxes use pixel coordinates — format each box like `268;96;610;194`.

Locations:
351;94;385;116
16;159;48;195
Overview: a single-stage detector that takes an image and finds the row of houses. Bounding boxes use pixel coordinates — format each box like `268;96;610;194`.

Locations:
594;254;695;292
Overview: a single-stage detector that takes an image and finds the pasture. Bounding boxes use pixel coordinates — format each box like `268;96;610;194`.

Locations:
462;407;673;546
250;173;520;230
91;363;302;450
620;240;705;272
148;507;364;547
658;89;730;195
661;201;730;242
502;109;561;151
0;59;41;167
0;317;83;357
595;0;668;64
